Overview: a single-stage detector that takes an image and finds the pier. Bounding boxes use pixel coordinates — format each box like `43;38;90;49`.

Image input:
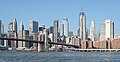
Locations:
63;48;120;52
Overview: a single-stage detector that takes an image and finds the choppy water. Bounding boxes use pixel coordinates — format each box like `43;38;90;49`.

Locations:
0;51;120;62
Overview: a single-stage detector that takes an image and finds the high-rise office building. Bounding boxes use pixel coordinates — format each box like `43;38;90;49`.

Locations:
8;22;13;33
63;17;69;37
8;18;18;48
90;20;95;47
0;20;2;33
39;25;45;32
100;19;114;41
105;19;114;40
54;20;59;43
29;20;38;35
90;20;95;41
39;27;44;31
86;27;89;39
19;22;24;32
69;31;73;37
18;22;25;47
77;27;80;36
79;11;86;40
13;19;17;34
60;22;64;36
30;32;38;48
0;20;4;46
29;20;38;47
23;30;29;48
60;17;69;37
95;32;100;41
49;26;54;34
0;20;4;34
8;19;17;34
1;24;4;34
100;21;106;41
0;34;7;46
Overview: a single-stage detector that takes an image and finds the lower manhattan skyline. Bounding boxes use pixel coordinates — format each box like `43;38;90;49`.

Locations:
0;0;120;34
1;0;120;62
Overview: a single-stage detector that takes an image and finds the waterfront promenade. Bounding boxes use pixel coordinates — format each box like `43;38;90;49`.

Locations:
63;48;120;52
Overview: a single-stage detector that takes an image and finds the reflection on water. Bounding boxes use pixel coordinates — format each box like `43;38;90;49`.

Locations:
0;52;120;62
103;53;111;62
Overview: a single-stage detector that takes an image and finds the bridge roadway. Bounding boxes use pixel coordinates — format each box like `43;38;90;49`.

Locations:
0;37;79;48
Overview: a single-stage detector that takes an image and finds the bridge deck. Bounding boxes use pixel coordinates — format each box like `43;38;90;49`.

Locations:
0;37;80;48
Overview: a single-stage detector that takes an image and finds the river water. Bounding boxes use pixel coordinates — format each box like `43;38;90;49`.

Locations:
0;51;120;62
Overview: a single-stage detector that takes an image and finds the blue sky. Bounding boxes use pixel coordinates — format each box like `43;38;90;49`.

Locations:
0;0;120;34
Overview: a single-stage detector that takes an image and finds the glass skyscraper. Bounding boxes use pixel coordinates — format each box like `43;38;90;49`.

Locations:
18;22;25;47
29;20;38;48
105;19;114;40
90;20;95;46
8;18;17;48
100;19;114;41
100;21;106;41
54;20;59;43
29;20;38;34
0;20;4;34
79;11;86;40
60;17;69;37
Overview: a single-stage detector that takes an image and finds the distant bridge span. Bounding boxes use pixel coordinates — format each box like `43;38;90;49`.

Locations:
0;37;80;48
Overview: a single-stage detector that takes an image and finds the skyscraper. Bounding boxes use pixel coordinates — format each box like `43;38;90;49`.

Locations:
60;17;69;37
95;32;100;41
13;19;17;34
23;30;29;48
18;22;25;47
29;20;38;47
0;20;5;46
0;20;4;34
86;27;89;39
90;20;95;47
105;19;114;40
19;22;24;32
60;22;64;36
0;20;2;33
77;27;80;36
100;21;106;41
79;11;86;40
49;26;54;34
8;18;17;34
54;20;59;43
100;19;114;41
29;20;38;35
90;20;95;41
8;18;18;48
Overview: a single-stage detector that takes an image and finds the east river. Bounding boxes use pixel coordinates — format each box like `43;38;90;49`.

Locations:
0;51;120;62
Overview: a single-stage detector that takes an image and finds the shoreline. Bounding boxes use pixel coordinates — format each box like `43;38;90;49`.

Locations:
0;50;120;52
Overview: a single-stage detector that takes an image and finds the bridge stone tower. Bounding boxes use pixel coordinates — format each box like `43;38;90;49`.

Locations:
38;29;49;52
